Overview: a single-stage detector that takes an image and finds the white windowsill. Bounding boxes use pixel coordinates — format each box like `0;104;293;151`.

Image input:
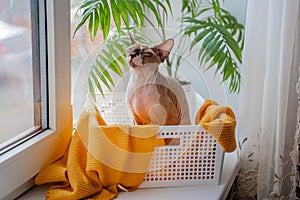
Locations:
17;152;239;200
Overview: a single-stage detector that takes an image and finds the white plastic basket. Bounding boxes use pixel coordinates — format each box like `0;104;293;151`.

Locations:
95;93;224;187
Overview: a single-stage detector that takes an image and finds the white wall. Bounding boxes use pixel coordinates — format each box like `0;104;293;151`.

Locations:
224;0;248;25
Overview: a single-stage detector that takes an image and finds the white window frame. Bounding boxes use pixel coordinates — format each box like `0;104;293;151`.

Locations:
0;0;71;199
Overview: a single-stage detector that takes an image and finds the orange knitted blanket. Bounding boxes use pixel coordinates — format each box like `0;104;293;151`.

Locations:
195;100;237;152
35;101;158;200
35;99;236;199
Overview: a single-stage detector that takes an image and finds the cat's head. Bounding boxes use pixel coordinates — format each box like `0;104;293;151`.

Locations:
126;37;174;69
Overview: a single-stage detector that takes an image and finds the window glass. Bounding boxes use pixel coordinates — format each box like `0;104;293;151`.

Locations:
0;0;47;152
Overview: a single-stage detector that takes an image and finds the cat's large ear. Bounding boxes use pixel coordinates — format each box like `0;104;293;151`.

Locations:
129;33;136;45
152;39;174;62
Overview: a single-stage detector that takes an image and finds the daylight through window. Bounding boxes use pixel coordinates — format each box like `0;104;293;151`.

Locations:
0;0;47;154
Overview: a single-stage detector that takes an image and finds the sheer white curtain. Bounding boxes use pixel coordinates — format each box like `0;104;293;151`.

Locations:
237;0;299;199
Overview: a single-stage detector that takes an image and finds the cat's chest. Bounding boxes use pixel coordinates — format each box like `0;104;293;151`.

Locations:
129;84;161;113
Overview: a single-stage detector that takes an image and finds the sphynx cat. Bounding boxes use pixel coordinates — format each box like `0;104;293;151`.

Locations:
126;37;191;144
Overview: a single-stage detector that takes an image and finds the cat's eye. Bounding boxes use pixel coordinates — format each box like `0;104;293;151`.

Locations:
134;49;141;53
142;52;153;57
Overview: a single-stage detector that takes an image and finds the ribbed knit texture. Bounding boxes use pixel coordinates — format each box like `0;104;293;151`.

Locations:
195;100;237;152
35;101;158;200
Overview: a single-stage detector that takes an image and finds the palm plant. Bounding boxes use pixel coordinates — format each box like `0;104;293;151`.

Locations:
74;0;171;40
182;0;244;93
74;0;244;99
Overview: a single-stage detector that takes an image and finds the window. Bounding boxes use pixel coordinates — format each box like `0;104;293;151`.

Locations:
0;0;47;154
0;0;71;199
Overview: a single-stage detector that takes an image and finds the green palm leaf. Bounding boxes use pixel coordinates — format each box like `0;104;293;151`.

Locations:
95;60;115;86
110;0;121;33
74;0;172;41
88;78;96;101
183;1;244;93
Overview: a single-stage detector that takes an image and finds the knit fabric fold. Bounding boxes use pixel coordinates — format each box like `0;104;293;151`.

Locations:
195;99;237;152
35;100;158;200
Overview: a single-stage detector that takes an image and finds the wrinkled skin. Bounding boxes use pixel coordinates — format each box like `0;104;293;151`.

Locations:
126;38;191;135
